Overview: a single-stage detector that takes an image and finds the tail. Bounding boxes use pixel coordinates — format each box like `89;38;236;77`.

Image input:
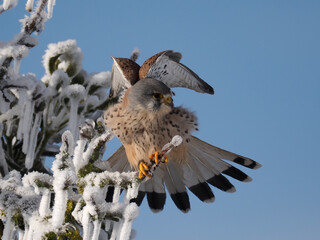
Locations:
105;136;261;213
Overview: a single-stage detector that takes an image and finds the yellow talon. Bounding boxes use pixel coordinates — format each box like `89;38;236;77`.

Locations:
162;155;168;163
149;152;160;165
138;161;152;179
149;151;169;165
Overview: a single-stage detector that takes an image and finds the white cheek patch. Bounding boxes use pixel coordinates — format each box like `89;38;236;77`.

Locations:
146;101;155;110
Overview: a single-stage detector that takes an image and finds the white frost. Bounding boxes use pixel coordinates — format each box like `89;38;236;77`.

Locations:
171;135;183;147
0;44;29;77
73;139;86;171
88;71;111;89
118;203;139;240
2;0;18;11
47;0;56;18
2;210;15;240
51;189;68;228
46;69;70;93
64;84;85;140
42;39;83;77
38;189;51;217
25;0;34;12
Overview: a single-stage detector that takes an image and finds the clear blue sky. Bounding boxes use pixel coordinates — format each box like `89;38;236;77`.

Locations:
2;1;320;239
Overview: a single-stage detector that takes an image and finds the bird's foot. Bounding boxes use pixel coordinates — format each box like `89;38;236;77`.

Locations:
149;151;168;165
138;160;152;179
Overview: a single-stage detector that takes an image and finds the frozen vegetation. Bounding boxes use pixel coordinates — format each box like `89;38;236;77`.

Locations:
0;1;171;239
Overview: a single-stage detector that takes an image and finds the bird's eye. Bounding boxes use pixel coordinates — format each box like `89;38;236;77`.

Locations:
153;93;162;100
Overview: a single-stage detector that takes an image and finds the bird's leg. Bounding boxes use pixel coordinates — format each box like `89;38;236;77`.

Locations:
149;151;168;165
138;160;152;179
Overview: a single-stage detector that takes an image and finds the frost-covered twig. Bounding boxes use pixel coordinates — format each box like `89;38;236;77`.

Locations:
0;0;18;14
0;37;111;175
0;2;145;239
139;135;183;181
1;0;53;79
51;131;76;228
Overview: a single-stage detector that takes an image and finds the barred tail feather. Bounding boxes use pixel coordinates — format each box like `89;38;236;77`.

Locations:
144;168;166;213
187;147;236;193
191;136;262;170
182;163;215;202
163;163;190;212
188;136;261;186
106;137;261;213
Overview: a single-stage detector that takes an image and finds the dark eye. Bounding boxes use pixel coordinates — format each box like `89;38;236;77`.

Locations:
153;93;162;100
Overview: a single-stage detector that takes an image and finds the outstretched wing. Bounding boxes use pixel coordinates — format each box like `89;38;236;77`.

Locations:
109;57;140;98
139;50;214;94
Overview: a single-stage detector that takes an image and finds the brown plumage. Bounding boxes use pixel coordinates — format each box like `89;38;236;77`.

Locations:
109;50;214;99
105;78;196;168
104;78;261;213
109;57;140;98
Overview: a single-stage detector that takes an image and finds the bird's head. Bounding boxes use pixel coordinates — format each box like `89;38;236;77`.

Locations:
126;78;173;115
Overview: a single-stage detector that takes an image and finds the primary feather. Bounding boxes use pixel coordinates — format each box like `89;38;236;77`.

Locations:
140;50;214;94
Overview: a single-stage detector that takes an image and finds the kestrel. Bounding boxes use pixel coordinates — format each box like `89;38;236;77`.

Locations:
104;78;261;212
109;50;214;99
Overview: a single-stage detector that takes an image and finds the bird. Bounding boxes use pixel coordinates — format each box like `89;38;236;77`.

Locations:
108;50;214;99
104;78;261;213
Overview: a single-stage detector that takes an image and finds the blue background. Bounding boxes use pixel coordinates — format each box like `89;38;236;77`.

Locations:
2;1;320;239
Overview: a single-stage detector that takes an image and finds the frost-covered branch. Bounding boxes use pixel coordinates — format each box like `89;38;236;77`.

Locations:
0;1;174;239
0;0;18;14
1;116;182;239
0;120;143;239
0;0;52;79
0;37;111;175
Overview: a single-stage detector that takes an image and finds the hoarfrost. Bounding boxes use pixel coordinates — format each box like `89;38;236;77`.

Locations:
2;210;15;240
25;0;34;12
118;203;139;240
42;39;83;77
64;84;85;139
0;44;29;78
47;0;56;18
1;0;18;11
0;4;151;238
73;138;87;171
88;71;112;89
46;69;70;93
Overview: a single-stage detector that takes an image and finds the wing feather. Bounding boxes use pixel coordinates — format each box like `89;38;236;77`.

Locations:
141;51;214;94
109;57;140;98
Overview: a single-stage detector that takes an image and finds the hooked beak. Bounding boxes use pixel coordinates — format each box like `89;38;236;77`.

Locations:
162;96;173;107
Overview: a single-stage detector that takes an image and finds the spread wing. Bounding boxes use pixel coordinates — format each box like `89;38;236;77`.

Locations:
109;57;140;98
139;50;214;94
